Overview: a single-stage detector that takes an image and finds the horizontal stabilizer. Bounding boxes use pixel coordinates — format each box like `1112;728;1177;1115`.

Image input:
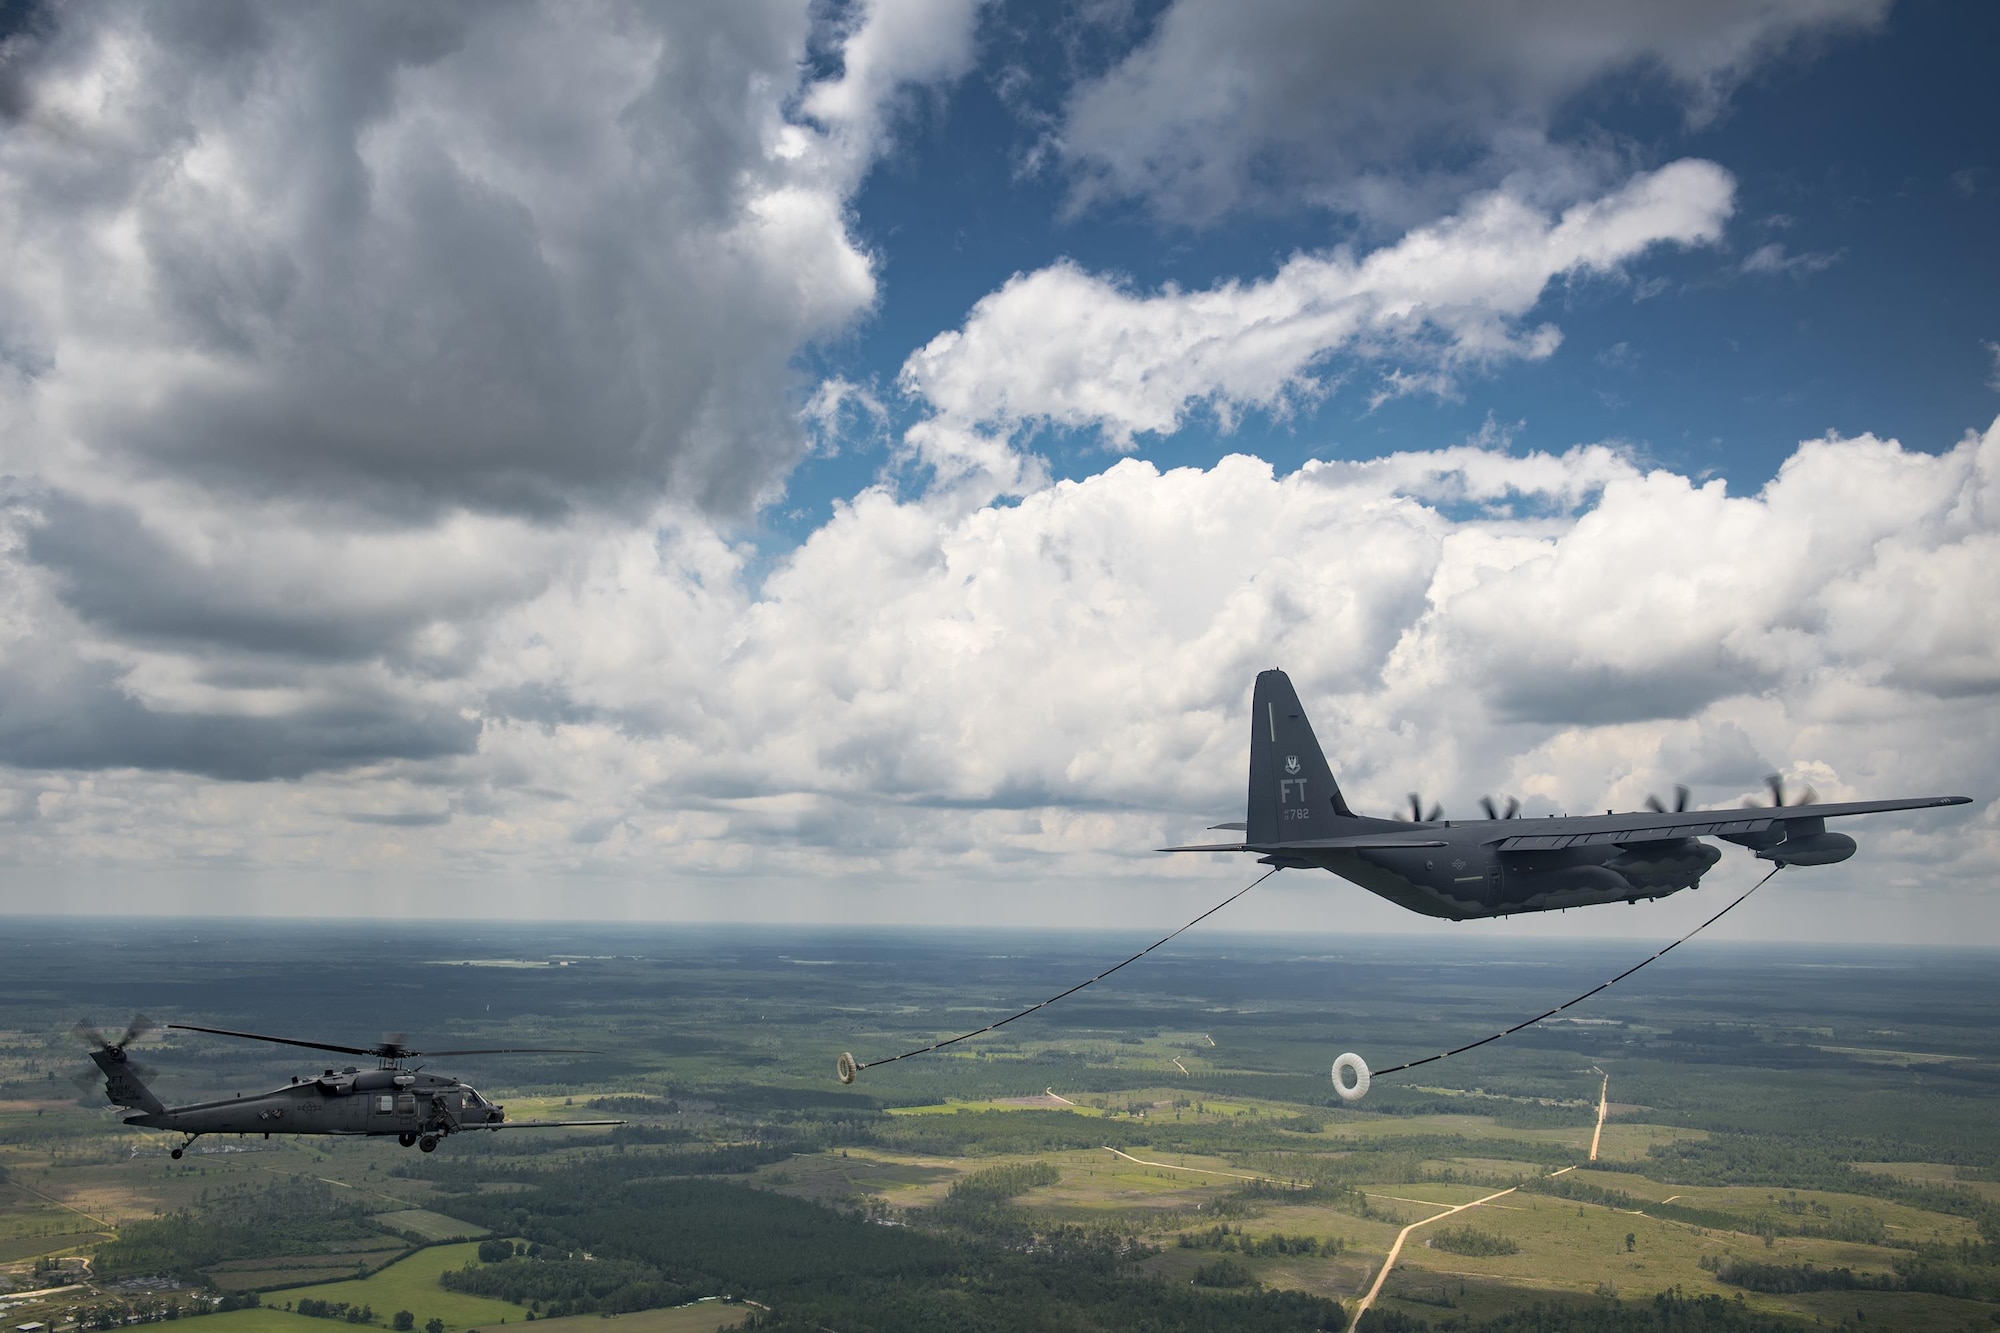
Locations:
1207;821;1247;831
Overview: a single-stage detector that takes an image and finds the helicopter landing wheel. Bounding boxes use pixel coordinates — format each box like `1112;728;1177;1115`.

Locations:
398;1133;418;1148
170;1148;183;1160
418;1135;438;1153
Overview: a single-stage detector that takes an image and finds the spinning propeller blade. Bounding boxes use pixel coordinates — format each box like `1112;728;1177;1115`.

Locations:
72;1014;158;1092
1645;784;1692;814
1747;775;1818;809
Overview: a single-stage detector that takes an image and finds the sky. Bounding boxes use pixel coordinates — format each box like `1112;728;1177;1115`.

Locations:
0;0;1995;945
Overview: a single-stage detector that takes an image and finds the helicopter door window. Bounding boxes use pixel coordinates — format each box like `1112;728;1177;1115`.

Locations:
375;1095;395;1114
396;1094;415;1115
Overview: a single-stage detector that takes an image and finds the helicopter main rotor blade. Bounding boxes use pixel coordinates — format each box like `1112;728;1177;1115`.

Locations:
412;1048;603;1058
167;1024;379;1058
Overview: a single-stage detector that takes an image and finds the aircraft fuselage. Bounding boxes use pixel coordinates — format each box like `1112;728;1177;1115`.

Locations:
122;1066;504;1141
1277;818;1723;919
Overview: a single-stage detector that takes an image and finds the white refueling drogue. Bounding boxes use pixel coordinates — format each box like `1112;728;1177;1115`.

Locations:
1331;1052;1370;1102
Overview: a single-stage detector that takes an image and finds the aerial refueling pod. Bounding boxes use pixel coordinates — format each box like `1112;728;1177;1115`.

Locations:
1758;830;1857;866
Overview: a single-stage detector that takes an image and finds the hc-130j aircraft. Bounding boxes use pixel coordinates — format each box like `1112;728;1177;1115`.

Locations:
80;1020;622;1157
1165;669;1971;920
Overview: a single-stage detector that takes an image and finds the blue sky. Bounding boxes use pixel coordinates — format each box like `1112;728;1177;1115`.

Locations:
0;0;1994;942
768;0;2000;545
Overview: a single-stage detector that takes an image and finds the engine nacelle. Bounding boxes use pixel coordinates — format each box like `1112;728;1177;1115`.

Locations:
1757;831;1857;867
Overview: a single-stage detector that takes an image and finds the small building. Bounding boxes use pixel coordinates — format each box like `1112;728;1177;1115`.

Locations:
18;1321;50;1332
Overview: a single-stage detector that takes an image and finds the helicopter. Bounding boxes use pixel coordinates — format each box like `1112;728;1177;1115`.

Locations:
77;1018;623;1157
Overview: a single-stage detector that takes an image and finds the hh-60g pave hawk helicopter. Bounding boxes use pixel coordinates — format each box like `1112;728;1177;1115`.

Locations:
79;1019;622;1157
1164;669;1972;920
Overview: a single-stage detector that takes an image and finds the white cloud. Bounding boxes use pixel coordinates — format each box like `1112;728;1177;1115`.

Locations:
0;0;984;779
1;0;1992;949
0;1;986;521
898;161;1733;453
1741;242;1842;276
1058;0;1887;226
7;420;1997;942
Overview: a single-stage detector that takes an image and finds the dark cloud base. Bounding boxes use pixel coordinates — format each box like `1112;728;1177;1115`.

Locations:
0;662;476;780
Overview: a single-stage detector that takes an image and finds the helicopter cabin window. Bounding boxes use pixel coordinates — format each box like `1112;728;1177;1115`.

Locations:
375;1095;395;1114
396;1094;415;1115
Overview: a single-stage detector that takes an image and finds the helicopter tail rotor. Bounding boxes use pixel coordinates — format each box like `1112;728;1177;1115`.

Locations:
72;1015;165;1114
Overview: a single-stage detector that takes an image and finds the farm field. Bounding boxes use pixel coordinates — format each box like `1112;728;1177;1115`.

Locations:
274;1243;520;1330
1;920;1997;1331
523;1305;745;1333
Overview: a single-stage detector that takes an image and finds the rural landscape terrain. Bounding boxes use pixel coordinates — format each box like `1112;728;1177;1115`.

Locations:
3;916;1998;1332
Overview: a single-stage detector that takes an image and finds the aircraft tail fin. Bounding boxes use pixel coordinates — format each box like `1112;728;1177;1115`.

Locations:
89;1048;165;1115
1245;669;1362;845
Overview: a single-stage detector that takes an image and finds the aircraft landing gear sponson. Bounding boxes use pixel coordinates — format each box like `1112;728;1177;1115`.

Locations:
418;1135;439;1153
398;1132;418;1147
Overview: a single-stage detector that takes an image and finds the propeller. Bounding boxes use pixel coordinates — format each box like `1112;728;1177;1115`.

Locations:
72;1015;159;1090
1644;784;1692;814
1404;793;1443;823
74;1015;160;1053
1747;774;1818;809
1479;796;1522;820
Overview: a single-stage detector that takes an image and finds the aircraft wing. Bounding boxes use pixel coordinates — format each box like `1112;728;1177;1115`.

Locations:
1160;836;1449;853
1483;795;1970;848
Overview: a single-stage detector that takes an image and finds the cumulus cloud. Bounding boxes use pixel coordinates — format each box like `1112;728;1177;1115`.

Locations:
1059;0;1887;225
6;420;1995;932
0;1;989;523
0;0;982;781
899;161;1733;452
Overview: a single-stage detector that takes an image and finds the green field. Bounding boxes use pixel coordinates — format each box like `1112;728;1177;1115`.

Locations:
196;1306;743;1333
372;1211;487;1243
203;1309;354;1333
885;1097;1107;1116
272;1243;522;1329
525;1305;745;1333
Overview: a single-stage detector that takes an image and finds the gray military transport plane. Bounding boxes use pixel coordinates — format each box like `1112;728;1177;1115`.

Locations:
80;1020;621;1157
1164;669;1971;920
